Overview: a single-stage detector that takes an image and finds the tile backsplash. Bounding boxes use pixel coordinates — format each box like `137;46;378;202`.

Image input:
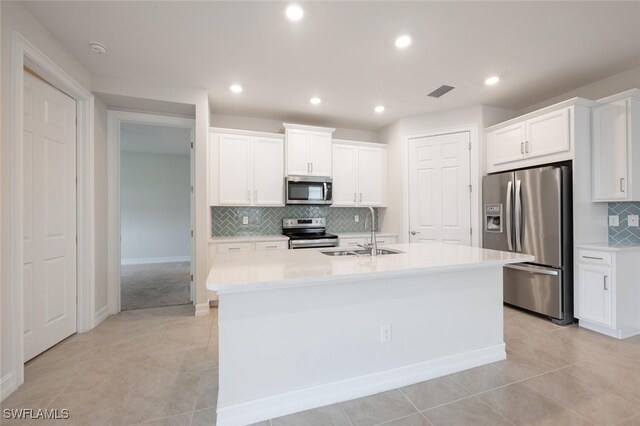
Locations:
211;206;384;237
608;202;640;244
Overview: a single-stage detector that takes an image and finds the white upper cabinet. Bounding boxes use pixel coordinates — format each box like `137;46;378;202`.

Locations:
332;144;359;205
209;130;284;206
332;141;387;207
486;105;573;173
491;123;526;166
253;136;285;205
284;123;335;177
218;134;252;205
592;97;640;202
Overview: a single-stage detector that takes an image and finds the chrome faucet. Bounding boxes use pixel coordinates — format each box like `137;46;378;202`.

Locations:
358;207;378;256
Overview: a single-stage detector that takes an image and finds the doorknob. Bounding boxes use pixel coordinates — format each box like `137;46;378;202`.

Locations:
411;231;420;235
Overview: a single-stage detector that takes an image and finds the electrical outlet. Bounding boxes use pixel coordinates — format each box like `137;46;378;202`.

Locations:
242;216;249;225
354;215;359;223
628;215;639;227
380;324;392;343
609;215;620;227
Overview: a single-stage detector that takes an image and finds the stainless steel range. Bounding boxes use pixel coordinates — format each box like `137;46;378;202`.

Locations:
282;218;338;249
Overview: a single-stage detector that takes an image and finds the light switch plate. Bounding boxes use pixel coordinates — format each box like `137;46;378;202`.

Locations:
242;216;249;225
609;215;620;227
628;214;639;227
354;215;359;223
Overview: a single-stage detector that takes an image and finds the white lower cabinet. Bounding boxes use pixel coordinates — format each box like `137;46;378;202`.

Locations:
255;241;288;251
576;246;640;339
338;235;397;248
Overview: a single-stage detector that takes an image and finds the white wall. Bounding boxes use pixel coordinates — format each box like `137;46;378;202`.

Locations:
121;151;191;263
94;97;109;315
0;1;93;394
211;113;378;143
518;64;640;114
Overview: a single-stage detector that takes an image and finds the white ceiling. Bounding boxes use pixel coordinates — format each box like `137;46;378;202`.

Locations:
121;123;191;155
25;1;640;131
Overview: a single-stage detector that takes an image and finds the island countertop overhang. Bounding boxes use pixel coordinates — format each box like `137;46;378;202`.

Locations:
206;243;534;294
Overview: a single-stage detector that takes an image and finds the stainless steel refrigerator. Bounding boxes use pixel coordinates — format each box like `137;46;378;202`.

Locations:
482;164;573;324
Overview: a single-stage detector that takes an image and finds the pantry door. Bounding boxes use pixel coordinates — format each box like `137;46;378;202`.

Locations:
408;131;471;245
23;72;77;361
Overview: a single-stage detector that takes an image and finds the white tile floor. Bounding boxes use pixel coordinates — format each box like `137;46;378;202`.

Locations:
3;304;640;425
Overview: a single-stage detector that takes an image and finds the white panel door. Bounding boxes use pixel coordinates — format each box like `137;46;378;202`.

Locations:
23;73;77;361
332;144;358;206
308;132;332;177
358;147;386;206
592;100;628;201
253;136;284;206
218;134;251;205
286;129;310;176
578;264;613;328
491;123;525;166
409;132;471;245
526;108;570;159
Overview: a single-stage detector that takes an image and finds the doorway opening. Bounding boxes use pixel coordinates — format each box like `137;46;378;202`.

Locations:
110;112;195;311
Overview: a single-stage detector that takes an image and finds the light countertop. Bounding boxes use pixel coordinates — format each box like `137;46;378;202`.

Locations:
206;242;533;294
209;235;289;243
576;242;640;252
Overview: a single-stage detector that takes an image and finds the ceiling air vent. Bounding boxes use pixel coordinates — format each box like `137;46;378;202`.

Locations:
428;85;455;98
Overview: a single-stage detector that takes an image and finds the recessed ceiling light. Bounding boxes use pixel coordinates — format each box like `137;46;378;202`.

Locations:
374;105;385;113
286;4;304;21
484;76;500;86
89;42;107;54
394;35;412;49
310;97;321;105
230;84;243;94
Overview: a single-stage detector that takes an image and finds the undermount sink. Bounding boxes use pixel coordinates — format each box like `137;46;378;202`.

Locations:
320;248;404;257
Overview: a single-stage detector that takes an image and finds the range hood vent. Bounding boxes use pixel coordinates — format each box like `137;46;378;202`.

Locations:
428;85;455;98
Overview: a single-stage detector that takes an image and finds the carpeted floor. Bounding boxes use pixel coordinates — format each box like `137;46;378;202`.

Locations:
121;261;191;311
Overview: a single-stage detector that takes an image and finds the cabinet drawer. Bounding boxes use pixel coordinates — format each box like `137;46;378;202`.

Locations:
339;237;367;248
216;242;253;253
255;241;288;251
375;237;397;245
577;249;612;266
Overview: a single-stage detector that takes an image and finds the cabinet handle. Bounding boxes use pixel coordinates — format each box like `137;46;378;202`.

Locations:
353;192;356;202
521;142;524;155
266;245;278;249
582;255;603;260
254;190;258;200
311;162;314;174
604;275;608;291
525;141;529;153
247;190;250;201
307;162;310;174
620;178;625;193
228;247;241;251
360;193;363;202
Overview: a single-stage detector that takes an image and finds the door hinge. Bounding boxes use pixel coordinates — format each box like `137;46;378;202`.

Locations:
190;274;193;282
190;142;193;149
191;230;194;237
470;228;473;235
469;184;472;192
191;185;193;193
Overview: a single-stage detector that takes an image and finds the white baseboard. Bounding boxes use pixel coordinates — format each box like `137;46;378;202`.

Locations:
94;305;110;327
1;372;17;402
195;302;210;317
216;343;506;426
578;320;640;339
121;256;190;266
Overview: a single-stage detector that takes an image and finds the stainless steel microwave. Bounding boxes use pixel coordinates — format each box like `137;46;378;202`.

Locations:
285;176;333;205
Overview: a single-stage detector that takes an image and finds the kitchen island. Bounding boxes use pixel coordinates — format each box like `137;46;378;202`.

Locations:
206;243;533;425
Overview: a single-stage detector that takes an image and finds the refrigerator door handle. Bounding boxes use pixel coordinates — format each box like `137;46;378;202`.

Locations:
506;181;513;251
515;179;522;252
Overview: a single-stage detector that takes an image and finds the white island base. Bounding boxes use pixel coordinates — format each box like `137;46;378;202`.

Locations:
207;243;532;425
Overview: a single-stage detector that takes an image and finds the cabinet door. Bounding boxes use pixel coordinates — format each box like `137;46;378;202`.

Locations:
253;137;284;206
526;108;570;159
286;129;310;176
578;263;613;328
332;144;359;206
308;132;332;177
490;123;525;166
592;100;628;201
218;134;251;205
339;237;367;248
358;147;386;206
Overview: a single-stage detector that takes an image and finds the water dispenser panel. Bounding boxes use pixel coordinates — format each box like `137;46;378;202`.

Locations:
485;204;503;233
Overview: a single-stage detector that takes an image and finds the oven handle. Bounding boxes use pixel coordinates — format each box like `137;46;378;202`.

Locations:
289;240;338;249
